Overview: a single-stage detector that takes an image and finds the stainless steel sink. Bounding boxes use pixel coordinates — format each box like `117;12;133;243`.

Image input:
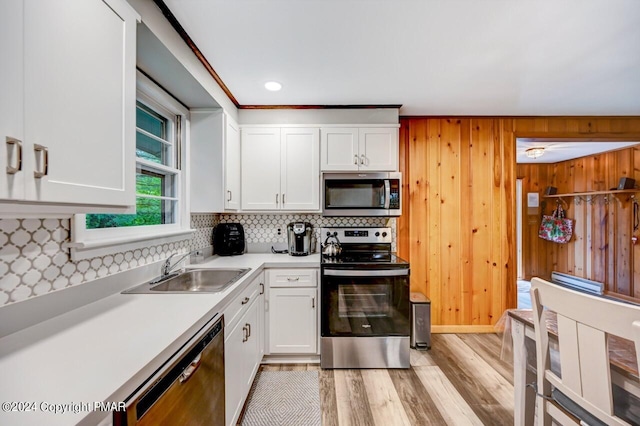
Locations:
123;268;251;294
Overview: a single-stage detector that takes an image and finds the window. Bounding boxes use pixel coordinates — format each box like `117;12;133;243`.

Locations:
86;99;181;229
69;72;192;259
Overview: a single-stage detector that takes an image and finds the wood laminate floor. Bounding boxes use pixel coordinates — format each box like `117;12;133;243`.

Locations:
240;333;514;426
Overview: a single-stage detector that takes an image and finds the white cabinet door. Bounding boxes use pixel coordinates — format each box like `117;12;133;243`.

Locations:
0;0;24;200
225;317;246;426
224;114;241;210
22;0;136;207
281;128;319;211
359;127;398;171
269;287;317;354
257;278;266;358
242;298;260;390
320;128;359;171
225;294;262;426
241;128;281;210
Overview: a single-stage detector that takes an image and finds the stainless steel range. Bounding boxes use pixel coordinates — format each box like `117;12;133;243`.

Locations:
320;227;410;369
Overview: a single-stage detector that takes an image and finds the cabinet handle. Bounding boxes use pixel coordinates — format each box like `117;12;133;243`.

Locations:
242;326;248;342
6;137;22;174
241;296;250;305
227;190;232;202
360;154;365;166
247;323;251;338
33;144;49;178
282;193;285;205
260;283;264;295
276;193;279;205
287;277;300;282
312;297;315;309
354;154;358;165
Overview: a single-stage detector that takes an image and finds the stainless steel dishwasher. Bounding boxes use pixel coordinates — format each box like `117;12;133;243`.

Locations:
115;315;225;426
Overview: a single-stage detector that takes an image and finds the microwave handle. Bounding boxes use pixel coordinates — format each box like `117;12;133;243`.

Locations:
384;180;391;209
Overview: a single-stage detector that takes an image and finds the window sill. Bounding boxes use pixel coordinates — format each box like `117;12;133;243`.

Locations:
64;228;195;261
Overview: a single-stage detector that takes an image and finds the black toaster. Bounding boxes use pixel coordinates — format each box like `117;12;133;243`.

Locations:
213;223;245;256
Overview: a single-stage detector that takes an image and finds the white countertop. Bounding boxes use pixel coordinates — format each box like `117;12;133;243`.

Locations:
0;253;319;426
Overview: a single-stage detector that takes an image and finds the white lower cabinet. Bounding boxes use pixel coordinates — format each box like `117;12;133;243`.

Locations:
224;273;264;426
266;269;318;355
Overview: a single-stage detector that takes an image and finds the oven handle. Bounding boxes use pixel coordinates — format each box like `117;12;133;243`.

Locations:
323;269;409;277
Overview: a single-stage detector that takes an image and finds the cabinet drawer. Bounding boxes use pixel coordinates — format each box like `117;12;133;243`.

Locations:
224;274;263;334
267;269;317;288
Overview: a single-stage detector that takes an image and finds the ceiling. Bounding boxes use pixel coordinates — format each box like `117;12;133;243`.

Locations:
516;140;640;163
162;0;640;116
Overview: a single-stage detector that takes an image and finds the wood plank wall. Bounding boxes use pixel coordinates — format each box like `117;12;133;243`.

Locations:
517;146;640;298
398;117;640;331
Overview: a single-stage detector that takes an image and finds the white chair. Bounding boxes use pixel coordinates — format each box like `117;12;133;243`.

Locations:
530;277;640;426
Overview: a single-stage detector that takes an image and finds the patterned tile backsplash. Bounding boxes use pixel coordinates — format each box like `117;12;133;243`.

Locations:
0;214;218;307
0;213;393;307
219;214;395;252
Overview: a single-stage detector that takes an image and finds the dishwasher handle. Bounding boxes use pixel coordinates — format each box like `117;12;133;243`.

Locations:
178;353;202;383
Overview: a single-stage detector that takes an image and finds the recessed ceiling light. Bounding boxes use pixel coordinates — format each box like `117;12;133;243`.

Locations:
264;81;282;91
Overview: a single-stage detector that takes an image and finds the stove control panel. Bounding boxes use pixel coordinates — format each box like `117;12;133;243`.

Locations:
321;227;392;244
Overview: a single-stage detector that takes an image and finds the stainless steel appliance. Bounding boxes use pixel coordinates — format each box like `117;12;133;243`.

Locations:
322;172;401;217
213;223;245;256
320;227;410;369
116;315;225;425
287;222;312;256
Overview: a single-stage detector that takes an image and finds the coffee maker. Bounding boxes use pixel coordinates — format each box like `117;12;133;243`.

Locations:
287;222;312;256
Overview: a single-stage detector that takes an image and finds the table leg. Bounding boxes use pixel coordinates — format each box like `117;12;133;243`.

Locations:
512;320;535;426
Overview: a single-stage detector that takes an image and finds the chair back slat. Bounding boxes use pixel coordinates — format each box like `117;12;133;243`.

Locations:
555;315;582;396
576;323;612;414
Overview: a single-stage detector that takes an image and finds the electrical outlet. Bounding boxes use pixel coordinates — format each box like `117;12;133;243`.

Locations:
277;228;282;235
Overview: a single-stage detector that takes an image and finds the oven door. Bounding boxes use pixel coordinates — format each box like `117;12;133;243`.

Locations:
321;267;410;337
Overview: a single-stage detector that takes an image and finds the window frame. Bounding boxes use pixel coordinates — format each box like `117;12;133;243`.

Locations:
69;72;193;260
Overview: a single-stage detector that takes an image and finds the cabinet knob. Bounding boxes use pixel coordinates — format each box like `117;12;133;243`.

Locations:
5;137;22;175
241;296;250;305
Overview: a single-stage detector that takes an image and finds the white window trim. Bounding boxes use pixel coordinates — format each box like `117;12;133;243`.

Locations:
66;71;193;261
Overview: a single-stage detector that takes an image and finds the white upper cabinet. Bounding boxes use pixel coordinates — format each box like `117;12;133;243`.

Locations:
280;128;320;210
190;110;241;212
225;115;241;210
241;128;281;210
320;128;359;171
241;127;319;211
359;127;399;171
320;127;399;172
0;0;138;213
0;0;24;200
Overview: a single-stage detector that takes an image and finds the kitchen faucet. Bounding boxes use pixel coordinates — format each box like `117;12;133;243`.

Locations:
158;250;200;280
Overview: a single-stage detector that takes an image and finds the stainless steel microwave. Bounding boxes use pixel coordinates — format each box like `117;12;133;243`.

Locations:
322;172;401;217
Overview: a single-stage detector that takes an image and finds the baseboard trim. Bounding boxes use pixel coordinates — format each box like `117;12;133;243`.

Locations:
261;355;320;364
432;325;498;334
